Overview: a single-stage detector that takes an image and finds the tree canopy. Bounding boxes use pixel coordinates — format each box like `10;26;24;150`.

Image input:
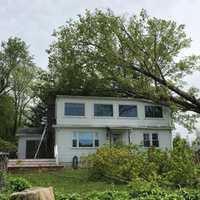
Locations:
0;37;41;138
47;9;200;129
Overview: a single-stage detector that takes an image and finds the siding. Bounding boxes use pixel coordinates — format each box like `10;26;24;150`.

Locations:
56;97;171;128
55;127;172;163
55;96;172;164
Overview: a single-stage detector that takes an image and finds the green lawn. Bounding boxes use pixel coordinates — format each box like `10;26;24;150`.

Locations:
9;169;127;195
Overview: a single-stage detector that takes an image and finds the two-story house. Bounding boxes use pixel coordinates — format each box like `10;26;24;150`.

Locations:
53;96;172;165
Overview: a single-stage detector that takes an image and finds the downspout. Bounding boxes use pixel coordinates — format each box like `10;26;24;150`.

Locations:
106;127;111;148
128;129;131;144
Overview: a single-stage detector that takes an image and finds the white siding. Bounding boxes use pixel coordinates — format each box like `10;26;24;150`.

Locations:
55;128;107;164
55;96;172;164
56;96;171;128
130;129;172;150
55;127;172;163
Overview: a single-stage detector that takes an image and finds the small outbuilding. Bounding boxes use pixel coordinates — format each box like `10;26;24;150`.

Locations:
17;127;47;159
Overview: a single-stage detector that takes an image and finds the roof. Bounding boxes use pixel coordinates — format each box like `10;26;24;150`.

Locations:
17;127;44;136
56;95;169;106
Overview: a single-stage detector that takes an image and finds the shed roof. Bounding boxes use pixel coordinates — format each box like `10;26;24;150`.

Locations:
17;127;43;136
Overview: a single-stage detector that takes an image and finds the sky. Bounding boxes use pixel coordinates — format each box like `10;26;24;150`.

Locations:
1;0;200;139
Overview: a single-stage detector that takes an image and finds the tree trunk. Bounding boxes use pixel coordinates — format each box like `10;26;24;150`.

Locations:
46;95;56;158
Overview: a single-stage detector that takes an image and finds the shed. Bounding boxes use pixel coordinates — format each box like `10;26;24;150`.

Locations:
17;127;47;159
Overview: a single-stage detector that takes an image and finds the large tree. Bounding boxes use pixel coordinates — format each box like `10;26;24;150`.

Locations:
0;37;31;96
0;37;39;136
47;9;200;129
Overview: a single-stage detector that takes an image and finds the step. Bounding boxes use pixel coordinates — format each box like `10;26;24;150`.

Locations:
7;159;64;170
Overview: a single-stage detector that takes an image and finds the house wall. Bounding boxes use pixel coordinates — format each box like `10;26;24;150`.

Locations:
55;127;172;164
56;96;171;128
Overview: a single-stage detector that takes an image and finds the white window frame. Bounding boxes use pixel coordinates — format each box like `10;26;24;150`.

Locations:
94;104;114;117
64;102;85;117
118;104;138;118
72;132;99;148
143;133;159;148
144;105;163;118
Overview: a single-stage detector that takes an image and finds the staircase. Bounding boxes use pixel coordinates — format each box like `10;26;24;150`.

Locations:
8;159;64;170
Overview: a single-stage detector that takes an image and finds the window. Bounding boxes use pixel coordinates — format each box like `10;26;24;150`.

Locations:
64;103;85;116
72;133;77;147
143;134;150;147
152;133;159;147
94;133;99;147
143;133;159;147
72;132;99;148
145;106;163;118
119;105;137;117
94;104;113;117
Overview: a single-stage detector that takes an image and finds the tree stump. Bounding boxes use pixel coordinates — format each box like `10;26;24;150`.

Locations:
10;187;55;200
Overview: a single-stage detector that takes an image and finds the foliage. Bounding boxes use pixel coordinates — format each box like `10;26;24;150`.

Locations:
86;141;198;187
55;189;200;200
0;37;41;137
0;171;7;191
48;9;200;128
164;136;198;187
5;169;200;200
0;138;16;152
8;177;31;192
0;193;8;200
0;95;15;141
9;169;126;195
0;37;31;96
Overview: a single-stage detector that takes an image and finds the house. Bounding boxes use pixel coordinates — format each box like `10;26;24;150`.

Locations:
53;96;172;165
17;95;172;163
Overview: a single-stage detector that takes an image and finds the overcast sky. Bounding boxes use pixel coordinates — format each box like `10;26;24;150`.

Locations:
1;0;200;138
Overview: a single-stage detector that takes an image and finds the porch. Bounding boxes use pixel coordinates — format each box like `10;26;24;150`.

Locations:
106;127;132;146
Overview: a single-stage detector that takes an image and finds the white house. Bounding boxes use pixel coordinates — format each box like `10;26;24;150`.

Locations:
54;96;172;165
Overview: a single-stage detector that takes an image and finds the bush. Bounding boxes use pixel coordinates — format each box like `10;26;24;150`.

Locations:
163;138;198;187
0;171;7;190
0;193;8;200
54;189;200;200
86;145;145;182
9;177;31;192
0;138;16;152
86;141;198;187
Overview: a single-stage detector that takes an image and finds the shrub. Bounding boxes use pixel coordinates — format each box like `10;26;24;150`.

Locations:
55;189;200;200
0;171;7;190
9;177;31;192
0;193;8;200
86;145;146;182
163;138;198;187
86;141;198;187
0;138;16;152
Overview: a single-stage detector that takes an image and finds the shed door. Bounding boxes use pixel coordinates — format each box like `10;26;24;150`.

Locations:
26;140;39;159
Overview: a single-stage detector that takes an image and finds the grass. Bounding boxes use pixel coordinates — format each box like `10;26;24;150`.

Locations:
9;169;127;195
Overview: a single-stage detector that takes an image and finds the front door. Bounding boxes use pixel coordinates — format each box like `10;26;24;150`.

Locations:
26;140;39;159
